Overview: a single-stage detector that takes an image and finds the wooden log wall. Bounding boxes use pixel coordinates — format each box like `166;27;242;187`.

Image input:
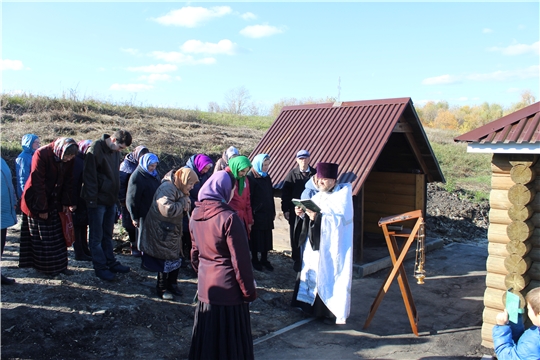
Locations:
482;154;539;349
363;172;425;234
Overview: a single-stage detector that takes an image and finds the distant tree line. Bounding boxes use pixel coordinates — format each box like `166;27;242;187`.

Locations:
415;90;536;132
209;87;536;131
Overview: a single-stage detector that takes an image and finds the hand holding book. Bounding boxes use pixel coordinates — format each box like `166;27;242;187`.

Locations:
291;198;321;213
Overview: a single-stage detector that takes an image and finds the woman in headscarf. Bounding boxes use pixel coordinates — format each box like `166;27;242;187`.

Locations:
213;146;239;173
19;137;78;276
225;155;254;238
189;171;257;360
140;167;198;299
71;140;93;261
247;154;276;271
182;153;214;268
15;133;40;200
126;153;161;254
119;145;149;256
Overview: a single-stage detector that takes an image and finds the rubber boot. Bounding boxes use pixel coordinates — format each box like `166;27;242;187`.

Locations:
166;269;182;296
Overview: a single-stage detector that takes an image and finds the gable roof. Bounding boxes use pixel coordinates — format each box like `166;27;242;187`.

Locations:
249;97;444;195
454;102;540;154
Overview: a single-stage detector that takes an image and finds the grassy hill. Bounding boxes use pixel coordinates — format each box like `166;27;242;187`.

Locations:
0;94;491;200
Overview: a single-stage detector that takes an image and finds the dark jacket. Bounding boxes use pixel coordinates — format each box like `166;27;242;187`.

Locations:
247;170;275;231
81;134;122;207
190;199;256;305
183;155;212;230
72;152;88;226
118;153;139;204
140;171;189;259
126;166;161;221
21;142;75;218
281;166;316;223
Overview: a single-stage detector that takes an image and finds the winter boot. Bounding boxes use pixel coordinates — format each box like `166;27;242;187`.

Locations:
156;272;173;300
166;269;182;296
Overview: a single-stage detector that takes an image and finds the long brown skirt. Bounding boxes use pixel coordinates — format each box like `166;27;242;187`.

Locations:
189;301;254;360
19;213;68;275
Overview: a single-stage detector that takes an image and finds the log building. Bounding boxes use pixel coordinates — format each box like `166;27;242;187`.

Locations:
455;101;540;348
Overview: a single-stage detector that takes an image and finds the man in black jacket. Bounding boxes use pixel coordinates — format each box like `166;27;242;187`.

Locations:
280;149;316;272
82;130;132;281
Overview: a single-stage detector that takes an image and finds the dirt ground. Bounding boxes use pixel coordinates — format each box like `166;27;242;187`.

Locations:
0;184;489;360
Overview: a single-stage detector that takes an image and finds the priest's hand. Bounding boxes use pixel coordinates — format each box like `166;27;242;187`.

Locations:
305;209;317;221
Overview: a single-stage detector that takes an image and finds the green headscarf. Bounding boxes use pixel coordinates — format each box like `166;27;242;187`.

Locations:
228;155;252;195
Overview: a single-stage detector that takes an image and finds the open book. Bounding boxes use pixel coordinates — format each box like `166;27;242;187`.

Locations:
292;198;321;213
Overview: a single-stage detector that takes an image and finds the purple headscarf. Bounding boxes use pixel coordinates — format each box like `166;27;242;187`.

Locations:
194;154;213;173
198;171;235;203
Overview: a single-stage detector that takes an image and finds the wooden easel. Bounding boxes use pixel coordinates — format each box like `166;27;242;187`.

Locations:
363;209;424;336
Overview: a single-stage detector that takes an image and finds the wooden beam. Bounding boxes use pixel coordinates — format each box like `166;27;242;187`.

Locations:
404;132;433;182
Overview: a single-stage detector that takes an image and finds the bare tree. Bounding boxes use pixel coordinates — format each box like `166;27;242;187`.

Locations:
208;101;221;113
223;86;251;115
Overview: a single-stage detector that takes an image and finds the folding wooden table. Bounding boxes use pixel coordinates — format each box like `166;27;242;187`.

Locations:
363;209;425;336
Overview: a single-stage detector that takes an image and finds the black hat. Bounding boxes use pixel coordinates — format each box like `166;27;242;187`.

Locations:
316;162;338;180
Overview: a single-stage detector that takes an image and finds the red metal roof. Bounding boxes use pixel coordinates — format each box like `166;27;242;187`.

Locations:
454;102;540;144
249;97;443;194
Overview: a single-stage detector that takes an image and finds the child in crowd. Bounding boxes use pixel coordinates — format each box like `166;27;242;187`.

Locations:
492;287;540;359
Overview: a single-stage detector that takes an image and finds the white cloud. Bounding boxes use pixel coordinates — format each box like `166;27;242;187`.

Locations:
1;59;24;71
137;74;171;83
110;83;154;92
489;41;539;56
174;76;182;81
181;39;238;55
121;48;140;56
241;12;256;20
423;65;539;86
240;24;285;38
455;97;468;101
416;99;440;106
482;28;493;34
466;65;539;81
149;51;216;65
422;74;461;85
127;64;177;73
154;6;231;27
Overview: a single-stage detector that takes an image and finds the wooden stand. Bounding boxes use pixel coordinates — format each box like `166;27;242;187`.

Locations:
363;209;424;336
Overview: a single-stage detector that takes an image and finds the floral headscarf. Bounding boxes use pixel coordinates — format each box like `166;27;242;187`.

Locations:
227;155;251;196
198;171;236;203
174;168;199;196
77;140;92;155
53;137;77;161
138;153;159;178
194;154;213;173
252;154;270;178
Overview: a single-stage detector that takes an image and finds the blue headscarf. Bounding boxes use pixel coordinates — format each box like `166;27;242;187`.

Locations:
252;154;270;178
139;153;159;177
198;171;234;203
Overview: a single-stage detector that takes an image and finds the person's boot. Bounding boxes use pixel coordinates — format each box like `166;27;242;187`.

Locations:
130;241;141;257
156;272;173;300
73;240;92;261
166;269;182;296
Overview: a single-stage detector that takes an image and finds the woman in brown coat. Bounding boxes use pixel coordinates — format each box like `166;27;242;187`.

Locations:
140;168;198;300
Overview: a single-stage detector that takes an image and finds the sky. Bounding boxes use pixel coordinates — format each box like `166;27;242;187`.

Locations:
1;1;539;113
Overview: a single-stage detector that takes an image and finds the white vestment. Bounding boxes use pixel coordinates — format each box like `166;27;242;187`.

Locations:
296;183;354;324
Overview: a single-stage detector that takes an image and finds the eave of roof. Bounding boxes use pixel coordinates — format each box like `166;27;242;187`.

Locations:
454;102;540;145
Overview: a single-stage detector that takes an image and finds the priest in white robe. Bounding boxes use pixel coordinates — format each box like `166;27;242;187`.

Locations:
291;162;354;325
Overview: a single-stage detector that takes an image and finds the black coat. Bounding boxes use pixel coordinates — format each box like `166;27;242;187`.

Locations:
126;167;161;221
247;170;275;231
281;166;316;223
